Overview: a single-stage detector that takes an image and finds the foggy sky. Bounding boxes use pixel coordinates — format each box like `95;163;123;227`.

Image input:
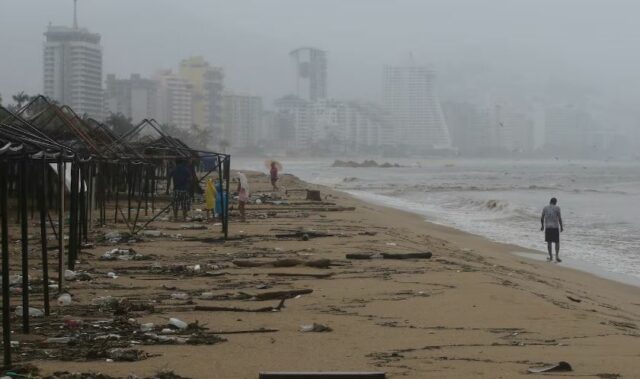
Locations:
2;0;640;108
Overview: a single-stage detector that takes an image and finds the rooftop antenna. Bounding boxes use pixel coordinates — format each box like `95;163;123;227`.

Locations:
73;0;78;29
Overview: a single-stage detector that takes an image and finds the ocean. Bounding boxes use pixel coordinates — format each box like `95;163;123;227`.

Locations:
235;158;640;284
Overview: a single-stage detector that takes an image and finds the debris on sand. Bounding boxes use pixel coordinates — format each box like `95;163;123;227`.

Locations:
527;361;573;373
299;323;332;332
101;248;151;261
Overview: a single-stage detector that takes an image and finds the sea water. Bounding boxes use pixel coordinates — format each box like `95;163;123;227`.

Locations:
235;158;640;282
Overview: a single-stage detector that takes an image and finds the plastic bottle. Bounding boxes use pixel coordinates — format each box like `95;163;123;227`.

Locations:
57;293;72;306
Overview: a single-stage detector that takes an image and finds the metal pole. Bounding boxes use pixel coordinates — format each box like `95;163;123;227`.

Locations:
39;157;50;315
57;158;65;293
20;159;30;333
68;162;78;270
223;156;231;239
1;161;12;368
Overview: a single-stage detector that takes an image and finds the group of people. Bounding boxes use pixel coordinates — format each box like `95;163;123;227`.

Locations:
168;159;281;223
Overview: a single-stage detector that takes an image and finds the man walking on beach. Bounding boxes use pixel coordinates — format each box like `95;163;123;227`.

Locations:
541;197;563;262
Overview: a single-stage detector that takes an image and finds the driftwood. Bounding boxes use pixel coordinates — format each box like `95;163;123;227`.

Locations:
195;298;286;313
212;328;278;334
241;289;313;301
267;272;334;279
381;252;432;260
233;259;332;269
346;253;374;260
275;230;335;239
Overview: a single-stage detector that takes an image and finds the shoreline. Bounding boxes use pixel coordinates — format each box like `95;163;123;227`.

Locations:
339;188;640;289
332;186;640;289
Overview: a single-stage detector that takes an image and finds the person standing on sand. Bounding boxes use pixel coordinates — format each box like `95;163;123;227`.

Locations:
541;197;564;262
236;173;249;222
169;159;193;221
270;161;279;191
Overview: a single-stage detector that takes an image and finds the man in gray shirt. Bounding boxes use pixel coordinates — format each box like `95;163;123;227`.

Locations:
541;197;564;262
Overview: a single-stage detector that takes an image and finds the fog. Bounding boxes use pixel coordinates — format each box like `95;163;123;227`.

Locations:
2;0;640;157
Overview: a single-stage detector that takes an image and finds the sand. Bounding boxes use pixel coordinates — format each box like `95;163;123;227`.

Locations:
9;171;640;378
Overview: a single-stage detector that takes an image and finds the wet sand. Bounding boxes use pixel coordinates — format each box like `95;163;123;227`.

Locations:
10;171;640;378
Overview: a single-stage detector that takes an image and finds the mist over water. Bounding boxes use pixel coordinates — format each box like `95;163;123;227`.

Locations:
236;158;640;281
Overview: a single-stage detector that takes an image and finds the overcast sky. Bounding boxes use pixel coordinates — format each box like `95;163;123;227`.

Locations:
2;0;640;107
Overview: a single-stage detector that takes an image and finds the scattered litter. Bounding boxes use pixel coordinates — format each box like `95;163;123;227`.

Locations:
567;296;582;303
101;247;149;261
199;292;215;300
63;270;76;281
107;272;118;279
168;318;188;330
256;283;271;290
170;293;190;300
181;224;207;230
527;361;573;373
15;306;44;318
108;348;147;362
299;323;332;333
386;242;397;246
140;323;154;332
140;230;162;237
57;293;72;306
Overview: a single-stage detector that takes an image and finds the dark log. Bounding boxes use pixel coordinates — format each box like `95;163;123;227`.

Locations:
381;252;432;260
345;253;374;260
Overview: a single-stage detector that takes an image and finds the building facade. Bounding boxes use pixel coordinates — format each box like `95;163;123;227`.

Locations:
222;92;263;151
43;25;103;119
179;56;224;133
105;73;158;123
155;70;192;130
382;65;451;150
290;47;327;102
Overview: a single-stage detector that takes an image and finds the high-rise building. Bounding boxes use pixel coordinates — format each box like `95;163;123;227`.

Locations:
222;91;263;151
179;56;224;133
43;5;103;119
105;74;158;123
155;70;192;130
290;47;327;101
382;64;451;150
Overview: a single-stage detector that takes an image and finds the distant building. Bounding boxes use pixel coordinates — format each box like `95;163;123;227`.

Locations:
222;92;263;151
290;47;327;101
43;23;103;119
273;95;385;154
382;64;451;150
155;70;192;130
179;56;224;133
105;73;158;123
496;106;534;152
545;106;594;153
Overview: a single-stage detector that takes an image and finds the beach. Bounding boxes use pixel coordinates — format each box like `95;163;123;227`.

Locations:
11;170;640;378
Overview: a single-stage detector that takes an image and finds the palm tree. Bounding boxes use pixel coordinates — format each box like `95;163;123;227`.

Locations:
12;91;30;110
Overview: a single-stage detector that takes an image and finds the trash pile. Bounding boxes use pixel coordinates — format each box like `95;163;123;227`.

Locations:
100;248;153;261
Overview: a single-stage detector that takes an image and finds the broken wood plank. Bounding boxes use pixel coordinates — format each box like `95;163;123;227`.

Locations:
345;253;374;260
194;299;286;313
381;252;432;260
241;289;313;301
259;373;386;379
267;272;334;279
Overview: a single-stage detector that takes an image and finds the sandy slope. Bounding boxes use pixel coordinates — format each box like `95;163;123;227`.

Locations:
22;171;640;378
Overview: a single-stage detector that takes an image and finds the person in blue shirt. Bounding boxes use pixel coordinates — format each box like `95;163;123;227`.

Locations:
169;159;194;221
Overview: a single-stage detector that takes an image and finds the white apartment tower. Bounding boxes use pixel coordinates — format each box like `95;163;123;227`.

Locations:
222;92;263;150
43;13;103;119
382;65;451;149
290;47;327;102
155;70;192;130
43;3;103;120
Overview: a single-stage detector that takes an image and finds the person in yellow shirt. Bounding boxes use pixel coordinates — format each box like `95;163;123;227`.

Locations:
204;178;217;221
